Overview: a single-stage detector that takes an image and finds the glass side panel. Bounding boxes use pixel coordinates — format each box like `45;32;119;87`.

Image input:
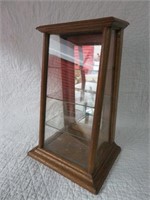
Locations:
44;34;102;169
97;30;116;153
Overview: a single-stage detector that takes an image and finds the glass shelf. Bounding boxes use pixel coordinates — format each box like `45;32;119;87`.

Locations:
46;95;95;109
47;81;97;109
45;109;85;130
45;98;94;143
48;66;99;73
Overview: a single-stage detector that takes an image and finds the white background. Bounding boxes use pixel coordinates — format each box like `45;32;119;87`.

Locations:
0;1;149;200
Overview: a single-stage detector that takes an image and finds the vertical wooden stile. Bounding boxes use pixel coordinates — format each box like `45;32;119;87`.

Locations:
39;33;49;148
109;30;124;143
88;28;111;173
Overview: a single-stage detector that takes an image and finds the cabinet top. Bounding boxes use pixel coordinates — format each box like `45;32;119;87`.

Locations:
36;16;129;35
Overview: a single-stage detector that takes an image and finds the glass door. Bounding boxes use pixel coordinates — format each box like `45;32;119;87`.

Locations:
44;33;102;169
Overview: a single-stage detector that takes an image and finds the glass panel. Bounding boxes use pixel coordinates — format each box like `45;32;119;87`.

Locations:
97;30;116;151
44;34;102;169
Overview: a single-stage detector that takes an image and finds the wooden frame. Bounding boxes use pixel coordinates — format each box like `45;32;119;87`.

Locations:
28;17;129;194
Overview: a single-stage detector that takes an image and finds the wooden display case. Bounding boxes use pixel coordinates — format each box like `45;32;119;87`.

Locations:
28;17;129;194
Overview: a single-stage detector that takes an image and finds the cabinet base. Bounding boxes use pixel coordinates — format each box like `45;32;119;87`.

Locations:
28;142;121;194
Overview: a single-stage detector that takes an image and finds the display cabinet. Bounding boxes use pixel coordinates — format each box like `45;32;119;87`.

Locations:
28;17;129;194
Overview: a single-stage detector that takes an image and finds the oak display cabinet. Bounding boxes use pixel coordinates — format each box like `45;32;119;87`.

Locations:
28;17;129;194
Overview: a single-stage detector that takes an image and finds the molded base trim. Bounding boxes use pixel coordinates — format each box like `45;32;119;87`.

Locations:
28;142;121;194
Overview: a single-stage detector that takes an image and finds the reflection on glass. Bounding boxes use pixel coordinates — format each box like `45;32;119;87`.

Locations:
44;34;102;168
